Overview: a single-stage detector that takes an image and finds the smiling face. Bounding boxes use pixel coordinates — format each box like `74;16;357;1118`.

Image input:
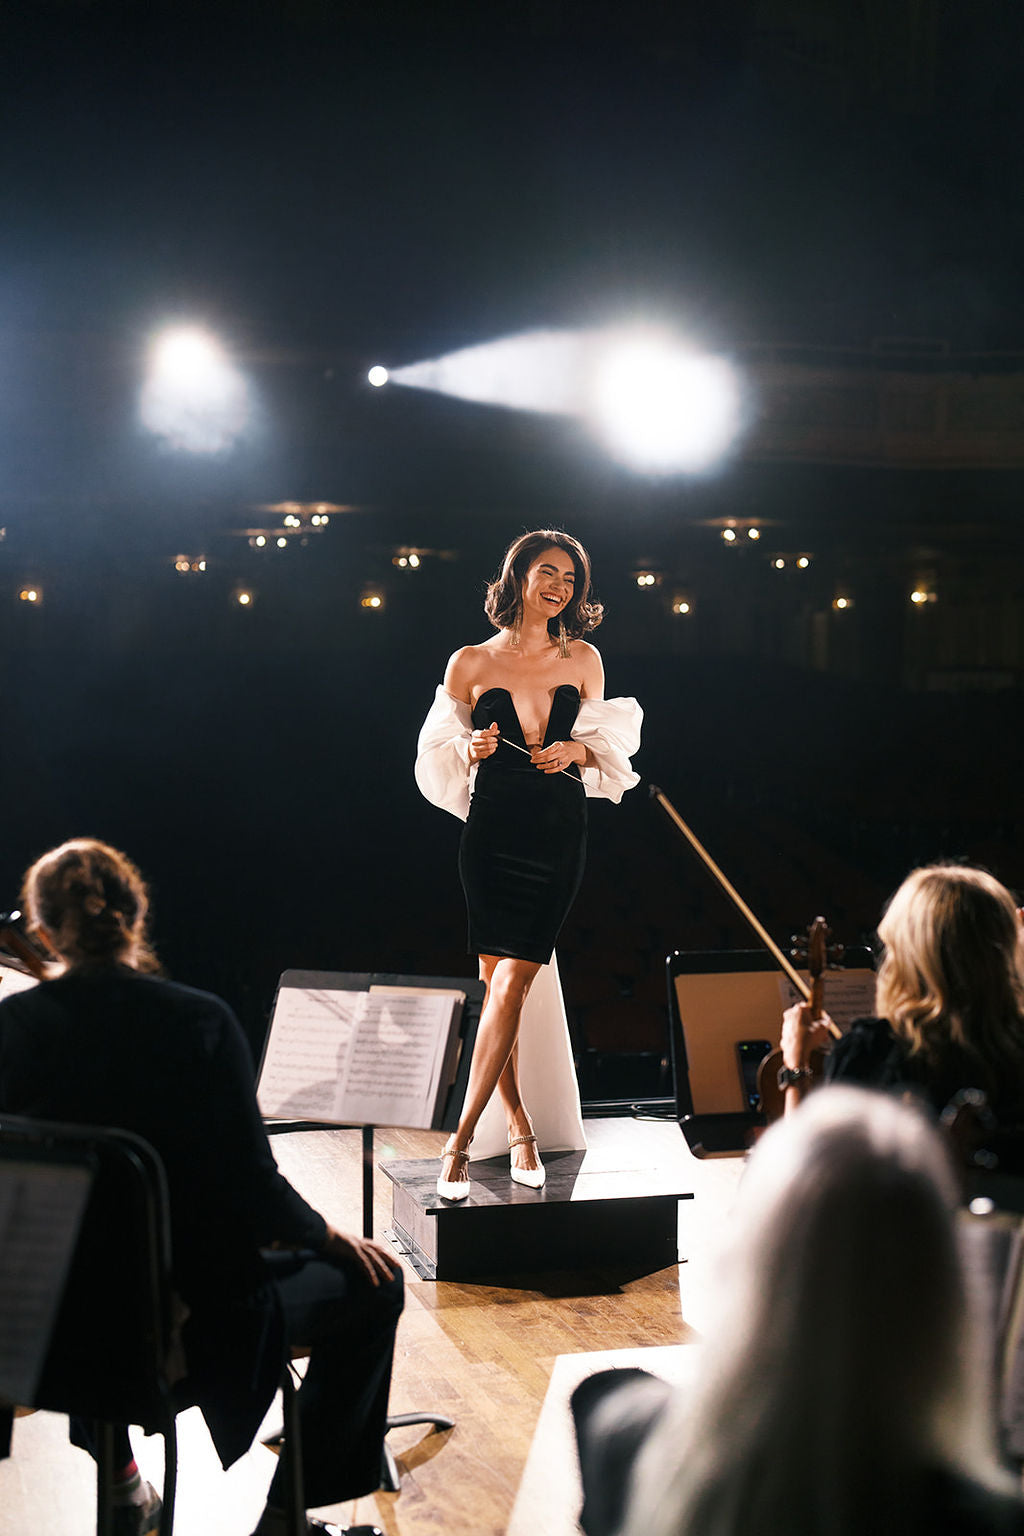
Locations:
520;544;577;623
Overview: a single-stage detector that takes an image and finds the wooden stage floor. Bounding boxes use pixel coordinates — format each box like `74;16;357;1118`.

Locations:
0;1117;745;1536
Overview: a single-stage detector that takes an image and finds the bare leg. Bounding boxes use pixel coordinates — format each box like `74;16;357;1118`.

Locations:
439;954;541;1190
496;1043;542;1174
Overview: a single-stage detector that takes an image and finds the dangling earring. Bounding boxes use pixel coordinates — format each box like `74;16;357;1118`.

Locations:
558;621;570;659
509;602;522;649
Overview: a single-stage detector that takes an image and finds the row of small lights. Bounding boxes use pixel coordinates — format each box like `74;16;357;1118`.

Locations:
634;571;938;614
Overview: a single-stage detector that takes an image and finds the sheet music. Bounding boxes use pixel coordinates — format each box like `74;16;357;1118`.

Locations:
257;987;365;1119
344;990;460;1126
778;969;876;1031
0;1162;92;1403
258;981;464;1129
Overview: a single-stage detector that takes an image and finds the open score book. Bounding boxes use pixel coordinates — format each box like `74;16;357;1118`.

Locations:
257;971;466;1130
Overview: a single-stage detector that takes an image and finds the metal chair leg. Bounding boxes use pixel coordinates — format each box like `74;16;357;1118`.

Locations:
280;1362;306;1536
379;1411;456;1492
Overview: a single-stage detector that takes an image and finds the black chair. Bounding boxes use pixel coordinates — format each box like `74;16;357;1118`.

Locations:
0;1114;306;1536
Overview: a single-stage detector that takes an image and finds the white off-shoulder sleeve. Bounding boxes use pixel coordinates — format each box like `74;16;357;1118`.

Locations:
573;696;643;803
414;685;476;821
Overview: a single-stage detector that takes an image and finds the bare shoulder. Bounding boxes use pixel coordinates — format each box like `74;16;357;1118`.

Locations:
574;640;605;699
443;643;492;701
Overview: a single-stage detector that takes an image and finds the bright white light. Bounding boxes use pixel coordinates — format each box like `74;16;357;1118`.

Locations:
673;600;691;615
140;325;250;454
747;527;760;541
390;331;584;414
235;590;253;607
384;325;745;474
276;537;288;548
368;365;389;388
408;553;420;568
255;535;267;548
722;528;737;543
834;596;850;611
797;556;810;569
773;558;785;570
589;334;741;473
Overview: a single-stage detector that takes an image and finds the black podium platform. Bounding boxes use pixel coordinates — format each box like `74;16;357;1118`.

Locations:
380;1120;694;1281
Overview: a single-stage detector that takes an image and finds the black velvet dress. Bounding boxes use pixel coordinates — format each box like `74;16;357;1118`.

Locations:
458;684;587;964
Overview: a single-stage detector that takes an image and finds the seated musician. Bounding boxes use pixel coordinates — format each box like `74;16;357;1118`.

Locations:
0;838;404;1536
572;1087;1024;1536
781;863;1024;1124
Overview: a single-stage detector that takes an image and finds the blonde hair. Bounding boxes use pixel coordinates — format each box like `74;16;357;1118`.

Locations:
22;838;159;972
623;1088;1005;1536
875;864;1024;1091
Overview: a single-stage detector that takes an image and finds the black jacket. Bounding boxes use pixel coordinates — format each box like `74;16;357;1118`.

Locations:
0;967;326;1465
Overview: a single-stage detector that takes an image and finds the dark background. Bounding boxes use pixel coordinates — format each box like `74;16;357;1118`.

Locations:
3;2;1023;1090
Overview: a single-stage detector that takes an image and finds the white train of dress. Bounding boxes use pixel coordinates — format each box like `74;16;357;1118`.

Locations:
415;685;643;1161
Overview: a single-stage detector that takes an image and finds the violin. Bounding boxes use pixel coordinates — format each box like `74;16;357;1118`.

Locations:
0;909;53;983
650;786;841;1122
755;915;842;1121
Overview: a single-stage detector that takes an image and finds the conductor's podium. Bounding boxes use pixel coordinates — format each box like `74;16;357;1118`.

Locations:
379;1118;692;1281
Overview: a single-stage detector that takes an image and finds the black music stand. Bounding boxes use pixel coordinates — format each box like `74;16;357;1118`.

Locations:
666;947;874;1155
262;970;486;1491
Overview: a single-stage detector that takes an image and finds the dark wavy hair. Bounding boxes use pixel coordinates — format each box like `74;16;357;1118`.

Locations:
483;529;603;642
22;838;160;972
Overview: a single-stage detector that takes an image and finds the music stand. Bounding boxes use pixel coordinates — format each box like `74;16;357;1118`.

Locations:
261;970;486;1489
666;947;874;1155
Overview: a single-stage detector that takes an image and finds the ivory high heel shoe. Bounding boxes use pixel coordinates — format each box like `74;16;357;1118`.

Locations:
509;1131;546;1190
437;1138;471;1201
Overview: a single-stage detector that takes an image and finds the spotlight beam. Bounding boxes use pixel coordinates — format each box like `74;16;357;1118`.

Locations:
375;326;746;474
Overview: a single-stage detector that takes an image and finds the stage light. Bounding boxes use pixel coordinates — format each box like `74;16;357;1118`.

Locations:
174;558;190;573
797;556;810;569
284;514;301;528
636;572;657;588
18;586;40;604
747;527;760;541
910;588;937;605
141;324;250;453
722;528;737;544
773;558;786;570
833;596;852;611
361;592;383;610
385;326;745;474
395;556;408;568
408;553;420;568
589;334;742;474
672;600;691;615
368;365;389;387
276;536;288;548
234;589;254;607
255;535;267;548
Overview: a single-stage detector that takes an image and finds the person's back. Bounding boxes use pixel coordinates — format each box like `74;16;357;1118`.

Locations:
575;1088;1024;1536
0;965;323;1301
0;837;404;1536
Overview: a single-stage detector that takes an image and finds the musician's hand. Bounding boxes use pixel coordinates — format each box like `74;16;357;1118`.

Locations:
781;1002;834;1071
321;1225;399;1286
530;739;585;774
468;723;499;763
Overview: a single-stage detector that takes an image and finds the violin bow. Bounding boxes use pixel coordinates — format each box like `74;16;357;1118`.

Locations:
650;783;841;1037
